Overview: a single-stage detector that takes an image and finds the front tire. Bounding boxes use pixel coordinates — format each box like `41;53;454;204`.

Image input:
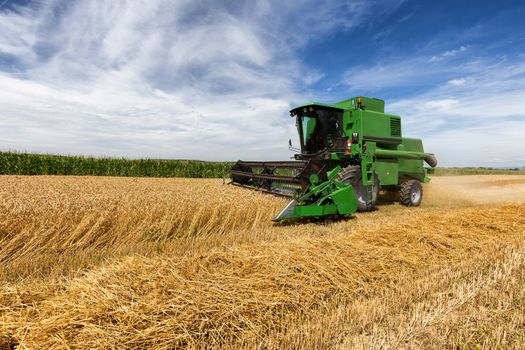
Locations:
399;180;423;206
338;166;379;212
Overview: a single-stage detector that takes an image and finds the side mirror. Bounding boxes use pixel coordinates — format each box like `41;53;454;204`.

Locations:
288;139;300;152
351;132;359;144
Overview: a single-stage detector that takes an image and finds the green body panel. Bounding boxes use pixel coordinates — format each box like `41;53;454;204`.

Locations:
371;139;427;183
330;184;358;214
292;203;338;217
290;183;358;218
375;159;399;185
274;167;358;221
397;138;427;182
361;110;402;141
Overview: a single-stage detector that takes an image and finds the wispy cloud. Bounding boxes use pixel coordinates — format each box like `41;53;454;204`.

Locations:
0;0;400;160
447;78;467;86
429;45;468;62
343;46;476;91
339;13;525;168
1;0;523;167
383;59;525;167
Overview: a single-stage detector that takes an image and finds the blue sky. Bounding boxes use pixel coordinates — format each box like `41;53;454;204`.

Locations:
0;0;525;166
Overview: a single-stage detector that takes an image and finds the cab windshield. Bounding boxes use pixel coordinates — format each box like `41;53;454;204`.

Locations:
302;116;317;144
297;108;343;154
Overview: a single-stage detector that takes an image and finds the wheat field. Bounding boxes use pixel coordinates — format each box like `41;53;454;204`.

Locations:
1;175;525;349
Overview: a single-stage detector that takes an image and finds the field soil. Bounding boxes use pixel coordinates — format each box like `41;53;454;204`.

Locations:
1;175;525;349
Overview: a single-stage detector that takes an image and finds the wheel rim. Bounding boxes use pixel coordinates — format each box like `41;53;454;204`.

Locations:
357;184;377;206
411;187;421;204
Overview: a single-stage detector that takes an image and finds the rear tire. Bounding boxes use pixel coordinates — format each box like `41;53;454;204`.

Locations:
338;166;379;212
399;180;423;206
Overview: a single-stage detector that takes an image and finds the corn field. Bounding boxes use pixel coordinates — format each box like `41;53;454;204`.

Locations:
0;152;232;178
1;175;525;349
2;152;524;179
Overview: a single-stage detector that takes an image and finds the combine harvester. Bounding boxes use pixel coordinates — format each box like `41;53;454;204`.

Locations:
230;97;437;221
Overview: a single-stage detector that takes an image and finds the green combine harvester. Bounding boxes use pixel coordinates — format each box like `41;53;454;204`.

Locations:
230;96;437;221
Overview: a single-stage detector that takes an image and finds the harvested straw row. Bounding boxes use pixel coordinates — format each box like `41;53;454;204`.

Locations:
342;244;525;349
256;242;525;349
4;204;524;349
2;175;524;281
0;176;285;279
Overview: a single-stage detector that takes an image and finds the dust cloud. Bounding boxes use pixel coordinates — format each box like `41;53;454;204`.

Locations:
424;175;525;208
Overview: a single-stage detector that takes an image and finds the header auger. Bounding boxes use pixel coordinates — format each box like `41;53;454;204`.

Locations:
230;96;437;221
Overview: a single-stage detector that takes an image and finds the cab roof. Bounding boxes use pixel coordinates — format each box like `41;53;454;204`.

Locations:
290;96;385;116
289;102;343;116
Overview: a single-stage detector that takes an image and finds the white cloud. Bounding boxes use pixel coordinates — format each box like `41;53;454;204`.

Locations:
0;0;400;160
340;32;525;167
4;0;520;168
0;5;37;64
343;48;481;91
383;60;525;167
447;78;467;86
422;99;459;110
429;45;468;62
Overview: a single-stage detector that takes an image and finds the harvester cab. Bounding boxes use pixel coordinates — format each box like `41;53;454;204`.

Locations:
294;105;343;155
230;96;437;221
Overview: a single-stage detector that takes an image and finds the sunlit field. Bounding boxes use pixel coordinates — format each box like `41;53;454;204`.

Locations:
1;175;525;349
